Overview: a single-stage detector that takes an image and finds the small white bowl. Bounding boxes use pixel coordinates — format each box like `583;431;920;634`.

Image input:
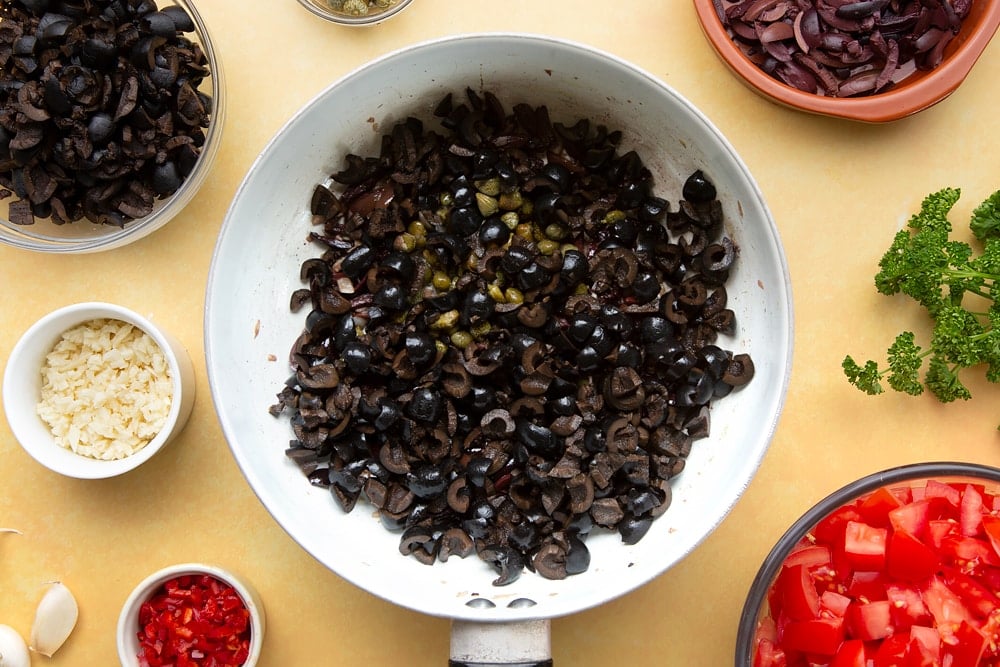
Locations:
2;302;195;479
117;563;265;667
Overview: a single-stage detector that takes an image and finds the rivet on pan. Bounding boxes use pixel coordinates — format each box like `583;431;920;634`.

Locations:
507;598;537;609
465;598;497;609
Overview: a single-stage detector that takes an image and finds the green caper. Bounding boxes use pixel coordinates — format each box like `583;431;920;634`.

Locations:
498;191;523;211
514;223;534;241
501;212;520;229
393;233;417;253
537;239;560;255
450;330;474;349
488;284;505;303
470;322;492;339
432;271;452;291
603;209;626;224
476;192;499;218
439;192;455;207
408;220;427;237
432;310;460;330
475;177;501;197
544;223;567;241
504;288;524;304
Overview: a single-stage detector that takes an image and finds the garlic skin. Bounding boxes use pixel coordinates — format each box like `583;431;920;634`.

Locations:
0;528;21;535
0;624;30;667
29;582;78;657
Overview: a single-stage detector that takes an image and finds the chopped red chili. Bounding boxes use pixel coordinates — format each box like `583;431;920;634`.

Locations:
137;574;252;667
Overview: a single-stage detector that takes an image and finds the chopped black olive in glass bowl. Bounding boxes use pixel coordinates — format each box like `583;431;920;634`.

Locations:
0;0;225;253
206;33;792;664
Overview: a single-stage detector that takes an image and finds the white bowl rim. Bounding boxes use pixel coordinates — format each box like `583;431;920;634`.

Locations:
2;301;188;478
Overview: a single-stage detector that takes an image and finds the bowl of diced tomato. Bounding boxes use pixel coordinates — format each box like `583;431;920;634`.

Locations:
737;461;1000;667
116;563;265;667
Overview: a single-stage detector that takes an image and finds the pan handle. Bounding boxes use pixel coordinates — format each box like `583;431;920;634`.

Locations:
449;619;553;666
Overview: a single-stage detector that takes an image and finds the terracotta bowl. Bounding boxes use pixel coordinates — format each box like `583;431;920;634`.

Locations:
693;0;1000;123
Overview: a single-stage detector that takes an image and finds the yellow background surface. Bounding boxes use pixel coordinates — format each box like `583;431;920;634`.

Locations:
3;1;1000;664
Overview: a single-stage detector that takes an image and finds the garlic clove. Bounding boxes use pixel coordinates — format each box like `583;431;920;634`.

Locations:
29;582;78;657
0;624;30;667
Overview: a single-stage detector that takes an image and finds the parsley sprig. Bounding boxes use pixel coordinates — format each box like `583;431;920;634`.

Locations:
842;188;1000;411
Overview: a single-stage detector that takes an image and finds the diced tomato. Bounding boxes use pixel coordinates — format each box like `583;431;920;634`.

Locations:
859;487;904;527
753;637;787;667
829;638;866;667
940;567;1000;618
960;484;985;537
872;633;910;667
814;505;863;546
846;600;893;641
755;480;1000;665
889;498;938;539
844;521;888;571
845;570;887;601
907;625;941;661
886;583;933;630
887;530;941;582
782;543;833;571
780;617;845;655
925;480;961;507
778;563;821;621
942;621;988;667
922;575;974;637
820;590;851;617
982;514;1000;558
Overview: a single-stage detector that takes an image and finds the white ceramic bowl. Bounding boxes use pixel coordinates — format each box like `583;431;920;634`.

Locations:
117;562;265;666
206;33;793;626
0;0;226;253
3;302;196;478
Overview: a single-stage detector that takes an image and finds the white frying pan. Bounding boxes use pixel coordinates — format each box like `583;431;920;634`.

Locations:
205;33;793;665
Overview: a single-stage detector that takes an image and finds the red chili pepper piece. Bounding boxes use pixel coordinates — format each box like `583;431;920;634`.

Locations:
136;574;252;667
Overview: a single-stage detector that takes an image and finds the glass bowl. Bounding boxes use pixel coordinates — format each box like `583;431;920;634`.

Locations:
693;0;1000;123
117;563;265;666
296;0;415;26
0;0;226;253
736;461;1000;666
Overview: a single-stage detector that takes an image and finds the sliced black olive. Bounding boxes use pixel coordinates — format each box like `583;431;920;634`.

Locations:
341;245;375;279
407;464;448;498
682;170;717;204
502;245;535;273
342;341;372;374
405;332;436;365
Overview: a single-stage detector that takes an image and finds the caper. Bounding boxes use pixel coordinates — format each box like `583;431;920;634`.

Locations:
603;209;626;225
475;177;501;197
543;223;567;241
393;233;417;253
504;288;524;304
432;271;452;291
431;309;460;330
515;223;534;241
501;211;520;229
439;192;455;207
450;330;473;349
470;322;492;339
537;239;560;255
476;192;499;218
408;220;428;237
499;191;523;211
488;284;506;303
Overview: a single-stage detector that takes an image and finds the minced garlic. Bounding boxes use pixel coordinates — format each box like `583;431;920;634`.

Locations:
37;318;172;460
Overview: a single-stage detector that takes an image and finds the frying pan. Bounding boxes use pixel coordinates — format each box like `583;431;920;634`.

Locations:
204;33;793;664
